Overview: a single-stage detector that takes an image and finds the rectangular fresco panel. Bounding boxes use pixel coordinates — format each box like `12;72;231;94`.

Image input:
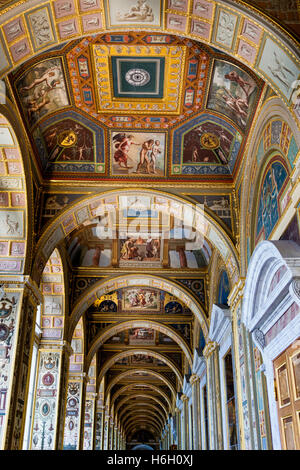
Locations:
119;234;161;267
111;131;166;176
15;57;70;127
128;328;155;345
105;0;162;27
122;288;160;311
207;60;258;131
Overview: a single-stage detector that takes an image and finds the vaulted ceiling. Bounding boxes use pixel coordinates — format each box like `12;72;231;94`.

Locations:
8;32;263;183
1;0;299;448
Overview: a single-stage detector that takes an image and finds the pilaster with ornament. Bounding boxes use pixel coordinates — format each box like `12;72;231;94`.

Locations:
95;398;105;450
0;277;42;450
190;373;201;450
29;340;73;450
203;341;223;449
63;372;87;450
180;393;189;450
228;278;248;449
83;391;97;450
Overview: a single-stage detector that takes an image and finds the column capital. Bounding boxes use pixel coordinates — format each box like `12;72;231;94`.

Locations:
181;394;189;402
203;341;219;358
227;277;245;311
189;374;200;385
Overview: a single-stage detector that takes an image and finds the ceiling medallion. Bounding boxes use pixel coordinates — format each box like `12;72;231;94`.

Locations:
125;68;151;86
57;130;77;147
200;132;220;149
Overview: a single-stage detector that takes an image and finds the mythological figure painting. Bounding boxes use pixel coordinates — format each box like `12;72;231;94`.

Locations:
15;58;69;127
119;234;161;266
42;119;94;164
207;60;258;131
122;288;160;311
128;328;155;345
111;131;165;176
182;121;235;165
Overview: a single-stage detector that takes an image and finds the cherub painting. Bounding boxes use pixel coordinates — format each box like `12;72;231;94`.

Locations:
111;131;165;176
207;60;258;131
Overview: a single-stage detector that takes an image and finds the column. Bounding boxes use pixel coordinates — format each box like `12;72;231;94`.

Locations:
175;407;180;449
29;340;73;450
83;392;97;450
108;417;114;450
203;341;223;449
0;277;42;450
181;394;189;450
95;403;105;450
63;372;87;450
228;280;247;449
190;374;201;449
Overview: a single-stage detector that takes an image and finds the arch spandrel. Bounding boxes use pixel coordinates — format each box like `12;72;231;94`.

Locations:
0;0;299;125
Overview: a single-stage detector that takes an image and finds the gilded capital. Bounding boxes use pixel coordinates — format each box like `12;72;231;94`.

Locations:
189;374;200;385
203;341;219;358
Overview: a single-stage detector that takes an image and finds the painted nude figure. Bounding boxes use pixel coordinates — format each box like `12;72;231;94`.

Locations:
149;140;161;173
136;139;154;173
116;0;154;22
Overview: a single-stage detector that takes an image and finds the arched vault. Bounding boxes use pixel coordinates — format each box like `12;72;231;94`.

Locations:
87;319;193;372
98;348;183;387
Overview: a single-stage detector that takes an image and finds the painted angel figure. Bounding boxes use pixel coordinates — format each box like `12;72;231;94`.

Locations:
112;133;139;169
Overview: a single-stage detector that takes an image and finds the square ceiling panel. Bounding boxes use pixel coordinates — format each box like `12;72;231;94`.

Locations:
111;56;165;98
91;44;186;114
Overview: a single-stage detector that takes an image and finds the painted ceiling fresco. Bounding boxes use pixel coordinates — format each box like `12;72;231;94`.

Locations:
8;31;263;181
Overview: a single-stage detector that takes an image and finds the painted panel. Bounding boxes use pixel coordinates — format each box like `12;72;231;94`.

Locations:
105;0;162;27
111;131;166;176
207;60;259;131
255;160;288;243
15;57;70;128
